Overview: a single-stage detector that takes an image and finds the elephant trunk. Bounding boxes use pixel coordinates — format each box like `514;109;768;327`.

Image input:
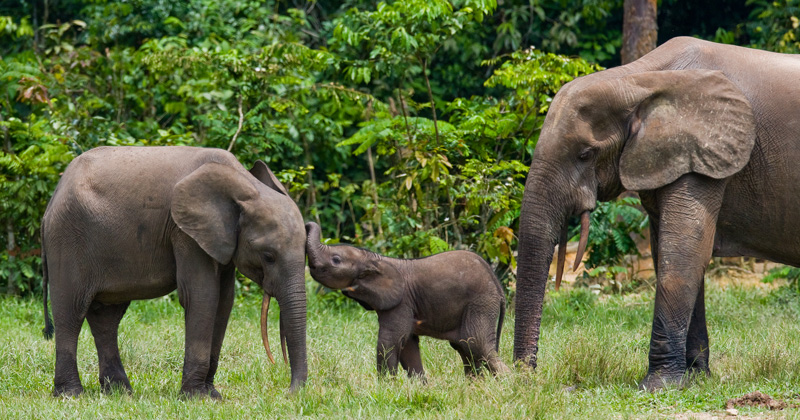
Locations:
513;176;569;369
274;267;308;391
305;222;329;269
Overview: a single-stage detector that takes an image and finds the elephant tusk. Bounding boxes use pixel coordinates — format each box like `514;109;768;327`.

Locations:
555;224;568;291
279;315;289;364
573;211;591;272
343;285;359;293
261;294;276;364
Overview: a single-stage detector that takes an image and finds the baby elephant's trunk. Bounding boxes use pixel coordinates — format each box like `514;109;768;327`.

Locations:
305;222;327;269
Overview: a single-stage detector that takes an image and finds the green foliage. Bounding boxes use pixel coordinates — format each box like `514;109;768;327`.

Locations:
332;12;598;289
763;265;800;293
710;0;800;54
744;0;800;53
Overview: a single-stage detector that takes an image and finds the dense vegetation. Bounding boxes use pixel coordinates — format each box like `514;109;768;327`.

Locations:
2;0;799;297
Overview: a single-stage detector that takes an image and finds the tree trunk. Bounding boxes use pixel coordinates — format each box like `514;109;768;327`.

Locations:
301;133;321;226
1;113;17;296
622;0;658;65
366;147;383;237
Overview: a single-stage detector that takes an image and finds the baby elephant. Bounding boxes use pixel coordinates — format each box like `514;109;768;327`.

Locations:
305;222;509;379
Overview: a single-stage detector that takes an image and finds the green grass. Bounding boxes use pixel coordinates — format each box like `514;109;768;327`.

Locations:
2;278;800;419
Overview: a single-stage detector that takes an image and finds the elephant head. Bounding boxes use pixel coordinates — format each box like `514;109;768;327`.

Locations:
305;222;403;311
513;68;756;367
171;160;307;390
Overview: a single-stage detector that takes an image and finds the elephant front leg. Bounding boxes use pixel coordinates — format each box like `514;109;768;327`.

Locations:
685;284;710;376
639;175;724;391
175;238;223;398
375;309;414;377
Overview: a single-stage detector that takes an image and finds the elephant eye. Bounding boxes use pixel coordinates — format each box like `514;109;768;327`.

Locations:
578;148;595;161
262;252;276;264
332;255;342;265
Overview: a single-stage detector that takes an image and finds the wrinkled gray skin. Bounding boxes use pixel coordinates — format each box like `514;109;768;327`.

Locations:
305;222;508;378
514;37;800;391
42;146;307;398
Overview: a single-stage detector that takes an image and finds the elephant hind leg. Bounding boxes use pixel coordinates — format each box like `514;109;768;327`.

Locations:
86;301;132;394
204;265;236;399
453;304;507;377
449;341;476;376
399;334;426;381
51;288;92;397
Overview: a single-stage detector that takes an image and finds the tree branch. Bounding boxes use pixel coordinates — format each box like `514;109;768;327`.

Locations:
227;95;245;152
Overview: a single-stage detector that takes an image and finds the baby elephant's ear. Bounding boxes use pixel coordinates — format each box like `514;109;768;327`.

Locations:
250;160;288;196
172;162;258;264
352;261;404;311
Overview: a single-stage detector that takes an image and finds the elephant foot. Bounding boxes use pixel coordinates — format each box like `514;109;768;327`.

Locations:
181;384;222;400
687;365;711;379
406;372;427;384
638;371;686;392
101;378;133;395
207;385;222;400
100;372;132;395
53;383;84;398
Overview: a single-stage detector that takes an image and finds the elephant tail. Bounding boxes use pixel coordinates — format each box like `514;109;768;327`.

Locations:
496;297;505;354
41;226;54;340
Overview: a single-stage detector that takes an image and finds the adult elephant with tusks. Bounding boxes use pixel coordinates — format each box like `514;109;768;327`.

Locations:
42;146;307;398
513;37;800;391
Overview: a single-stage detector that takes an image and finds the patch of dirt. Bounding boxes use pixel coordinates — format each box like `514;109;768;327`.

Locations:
725;392;790;411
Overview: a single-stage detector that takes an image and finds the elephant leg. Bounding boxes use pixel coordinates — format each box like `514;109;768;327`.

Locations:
398;334;426;380
86;301;132;394
174;236;221;398
51;285;91;397
642;195;709;377
375;309;413;377
450;340;479;376
639;175;725;391
204;265;236;398
685;284;710;375
458;304;508;376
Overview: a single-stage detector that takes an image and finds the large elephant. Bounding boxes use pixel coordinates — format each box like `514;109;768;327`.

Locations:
41;146;307;398
513;37;800;390
305;222;508;378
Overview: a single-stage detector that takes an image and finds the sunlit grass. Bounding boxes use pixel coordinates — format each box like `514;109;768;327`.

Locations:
1;277;800;419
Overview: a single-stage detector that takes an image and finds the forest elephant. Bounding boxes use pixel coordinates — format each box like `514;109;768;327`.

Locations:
305;222;509;379
41;146;307;398
513;37;800;390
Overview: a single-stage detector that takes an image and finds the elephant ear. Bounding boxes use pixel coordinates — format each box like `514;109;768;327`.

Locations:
171;162;258;264
619;69;756;191
349;260;404;311
250;160;288;196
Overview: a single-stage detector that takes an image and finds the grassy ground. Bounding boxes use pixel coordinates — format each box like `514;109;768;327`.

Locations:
2;275;800;419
